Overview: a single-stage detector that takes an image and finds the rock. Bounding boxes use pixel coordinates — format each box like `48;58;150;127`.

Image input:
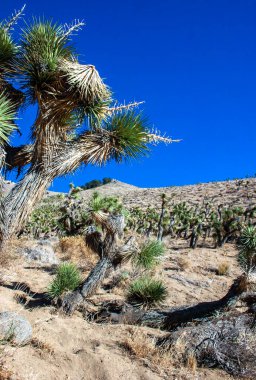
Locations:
0;312;32;345
21;240;59;264
40;237;59;246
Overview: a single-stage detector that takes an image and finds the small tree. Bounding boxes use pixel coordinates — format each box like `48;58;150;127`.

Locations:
0;6;178;246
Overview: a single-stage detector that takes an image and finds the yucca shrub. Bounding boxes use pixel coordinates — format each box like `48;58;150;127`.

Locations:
48;262;81;298
127;276;167;307
238;226;256;275
134;240;164;269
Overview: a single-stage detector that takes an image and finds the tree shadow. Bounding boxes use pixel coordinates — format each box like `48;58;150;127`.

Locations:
23;265;58;274
0;281;52;308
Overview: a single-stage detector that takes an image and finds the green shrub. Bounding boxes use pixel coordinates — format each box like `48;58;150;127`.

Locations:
134;240;164;269
127;276;167;307
48;262;81;298
238;226;256;274
25;204;64;237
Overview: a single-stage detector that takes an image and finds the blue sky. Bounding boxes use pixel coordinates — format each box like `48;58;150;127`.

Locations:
2;0;256;191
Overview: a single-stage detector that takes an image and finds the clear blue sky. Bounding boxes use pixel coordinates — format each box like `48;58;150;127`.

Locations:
2;0;256;191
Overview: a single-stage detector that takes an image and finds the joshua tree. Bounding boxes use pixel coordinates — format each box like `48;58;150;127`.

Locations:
0;93;16;241
0;6;178;246
157;193;167;241
238;225;256;276
62;192;137;314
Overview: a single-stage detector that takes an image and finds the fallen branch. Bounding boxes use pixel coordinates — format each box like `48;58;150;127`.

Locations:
88;275;248;330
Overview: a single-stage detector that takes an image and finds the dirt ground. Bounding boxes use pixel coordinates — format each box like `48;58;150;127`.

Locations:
0;235;240;380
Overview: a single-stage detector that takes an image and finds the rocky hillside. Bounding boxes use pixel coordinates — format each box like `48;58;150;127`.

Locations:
75;178;256;210
4;178;256;210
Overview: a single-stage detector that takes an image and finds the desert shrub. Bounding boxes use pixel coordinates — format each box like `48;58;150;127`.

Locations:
134;240;164;269
127;276;167;307
89;192;123;214
48;262;81;298
216;262;230;276
24;204;65;237
177;257;190;271
121;328;171;375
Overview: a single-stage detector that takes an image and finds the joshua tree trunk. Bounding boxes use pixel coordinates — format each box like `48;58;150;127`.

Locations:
62;257;112;314
157;194;166;241
62;236;137;314
1;168;50;243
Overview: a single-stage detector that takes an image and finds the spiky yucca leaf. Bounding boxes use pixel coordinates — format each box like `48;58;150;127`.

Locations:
127;276;167;307
61;60;111;104
0;93;16;145
0;26;17;72
18;20;73;98
89;192;123;214
48;262;81;298
134;240;164;269
102;111;150;162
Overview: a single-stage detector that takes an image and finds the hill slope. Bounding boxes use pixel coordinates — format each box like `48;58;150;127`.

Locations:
78;178;256;210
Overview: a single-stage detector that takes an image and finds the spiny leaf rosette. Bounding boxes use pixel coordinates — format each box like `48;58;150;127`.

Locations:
0;6;179;243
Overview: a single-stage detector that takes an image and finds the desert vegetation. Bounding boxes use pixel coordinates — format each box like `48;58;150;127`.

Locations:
0;5;256;380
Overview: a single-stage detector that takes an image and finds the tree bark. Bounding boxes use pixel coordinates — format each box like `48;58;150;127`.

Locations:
2;168;50;243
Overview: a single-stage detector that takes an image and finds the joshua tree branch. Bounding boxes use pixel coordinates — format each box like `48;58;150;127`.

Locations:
5;144;33;172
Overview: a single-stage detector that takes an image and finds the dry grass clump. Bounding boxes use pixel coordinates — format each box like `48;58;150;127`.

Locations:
0;366;13;380
0;251;10;268
121;328;171;375
216;262;230;276
30;337;54;355
0;238;19;267
186;351;197;373
177;257;190;271
59;236;97;264
106;270;131;295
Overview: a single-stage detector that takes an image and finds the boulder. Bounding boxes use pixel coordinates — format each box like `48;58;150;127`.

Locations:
21;240;59;264
0;312;32;345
